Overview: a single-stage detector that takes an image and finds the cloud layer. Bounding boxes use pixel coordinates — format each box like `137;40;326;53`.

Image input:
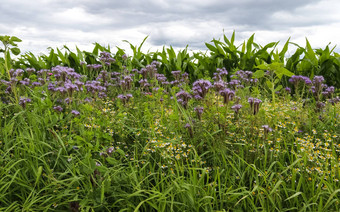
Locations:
1;0;340;54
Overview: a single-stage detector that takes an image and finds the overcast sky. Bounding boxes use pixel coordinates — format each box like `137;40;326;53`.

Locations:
1;0;340;56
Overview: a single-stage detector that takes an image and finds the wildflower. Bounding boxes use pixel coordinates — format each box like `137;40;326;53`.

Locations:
285;87;291;93
231;104;242;114
248;97;262;115
228;79;240;89
71;110;80;116
19;97;32;109
192;79;212;99
53;106;63;112
194;106;204;120
219;88;235;105
262;125;273;134
117;94;133;104
176;90;192;109
185;123;193;138
99;52;116;65
213;80;226;92
171;70;181;80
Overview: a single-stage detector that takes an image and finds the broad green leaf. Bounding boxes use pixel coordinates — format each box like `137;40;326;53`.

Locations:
274;85;283;92
10;36;22;43
167;46;176;61
231;30;235;44
205;43;218;53
279;67;294;77
279;37;290;61
10;47;20;55
253;69;265;78
266;80;273;89
176;52;182;70
213;39;226;56
137;36;149;54
305;38;318;66
246;34;255;54
92;43;100;56
256;63;269;70
223;34;231;47
241;41;246;53
57;48;67;64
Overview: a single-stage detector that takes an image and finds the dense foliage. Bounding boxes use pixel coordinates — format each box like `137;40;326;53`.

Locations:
0;34;339;211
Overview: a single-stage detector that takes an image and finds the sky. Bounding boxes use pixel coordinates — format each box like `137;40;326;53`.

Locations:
1;0;340;56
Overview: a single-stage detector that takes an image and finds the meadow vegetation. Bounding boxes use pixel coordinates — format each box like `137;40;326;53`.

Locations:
0;33;339;211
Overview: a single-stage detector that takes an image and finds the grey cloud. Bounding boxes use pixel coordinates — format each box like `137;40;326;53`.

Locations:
1;0;339;54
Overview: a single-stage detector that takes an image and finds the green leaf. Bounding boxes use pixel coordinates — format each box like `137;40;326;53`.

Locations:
205;43;218;53
231;30;235;44
92;43;100;56
277;66;294;77
253;69;265;78
57;48;67;64
305;38;318;66
10;36;22;43
137;36;148;54
241;41;246;53
279;37;290;61
34;166;43;186
246;34;255;55
266;80;273;89
223;34;231;47
256;63;269;70
106;157;119;165
10;47;21;55
274;85;282;92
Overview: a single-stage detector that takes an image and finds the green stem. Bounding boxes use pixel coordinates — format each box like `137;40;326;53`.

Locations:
4;48;18;103
272;78;275;108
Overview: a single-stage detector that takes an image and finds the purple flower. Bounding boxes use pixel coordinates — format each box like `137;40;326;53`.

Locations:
316;102;325;110
19;97;32;109
176;90;192;109
106;147;114;155
100;52;116;65
84;97;92;103
289;75;312;87
32;82;42;87
64;98;72;104
117;94;133;104
194;106;204;120
192;79;212;99
214;81;226;92
248;97;262;115
171;70;181;80
71;110;80;116
217;67;228;76
19;78;30;86
53;106;63;112
231;104;242;114
228;80;240;89
26;68;36;74
184;123;193;138
262;125;273;134
219;88;235;105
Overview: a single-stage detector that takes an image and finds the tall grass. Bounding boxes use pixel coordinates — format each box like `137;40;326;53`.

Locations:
0;34;339;211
